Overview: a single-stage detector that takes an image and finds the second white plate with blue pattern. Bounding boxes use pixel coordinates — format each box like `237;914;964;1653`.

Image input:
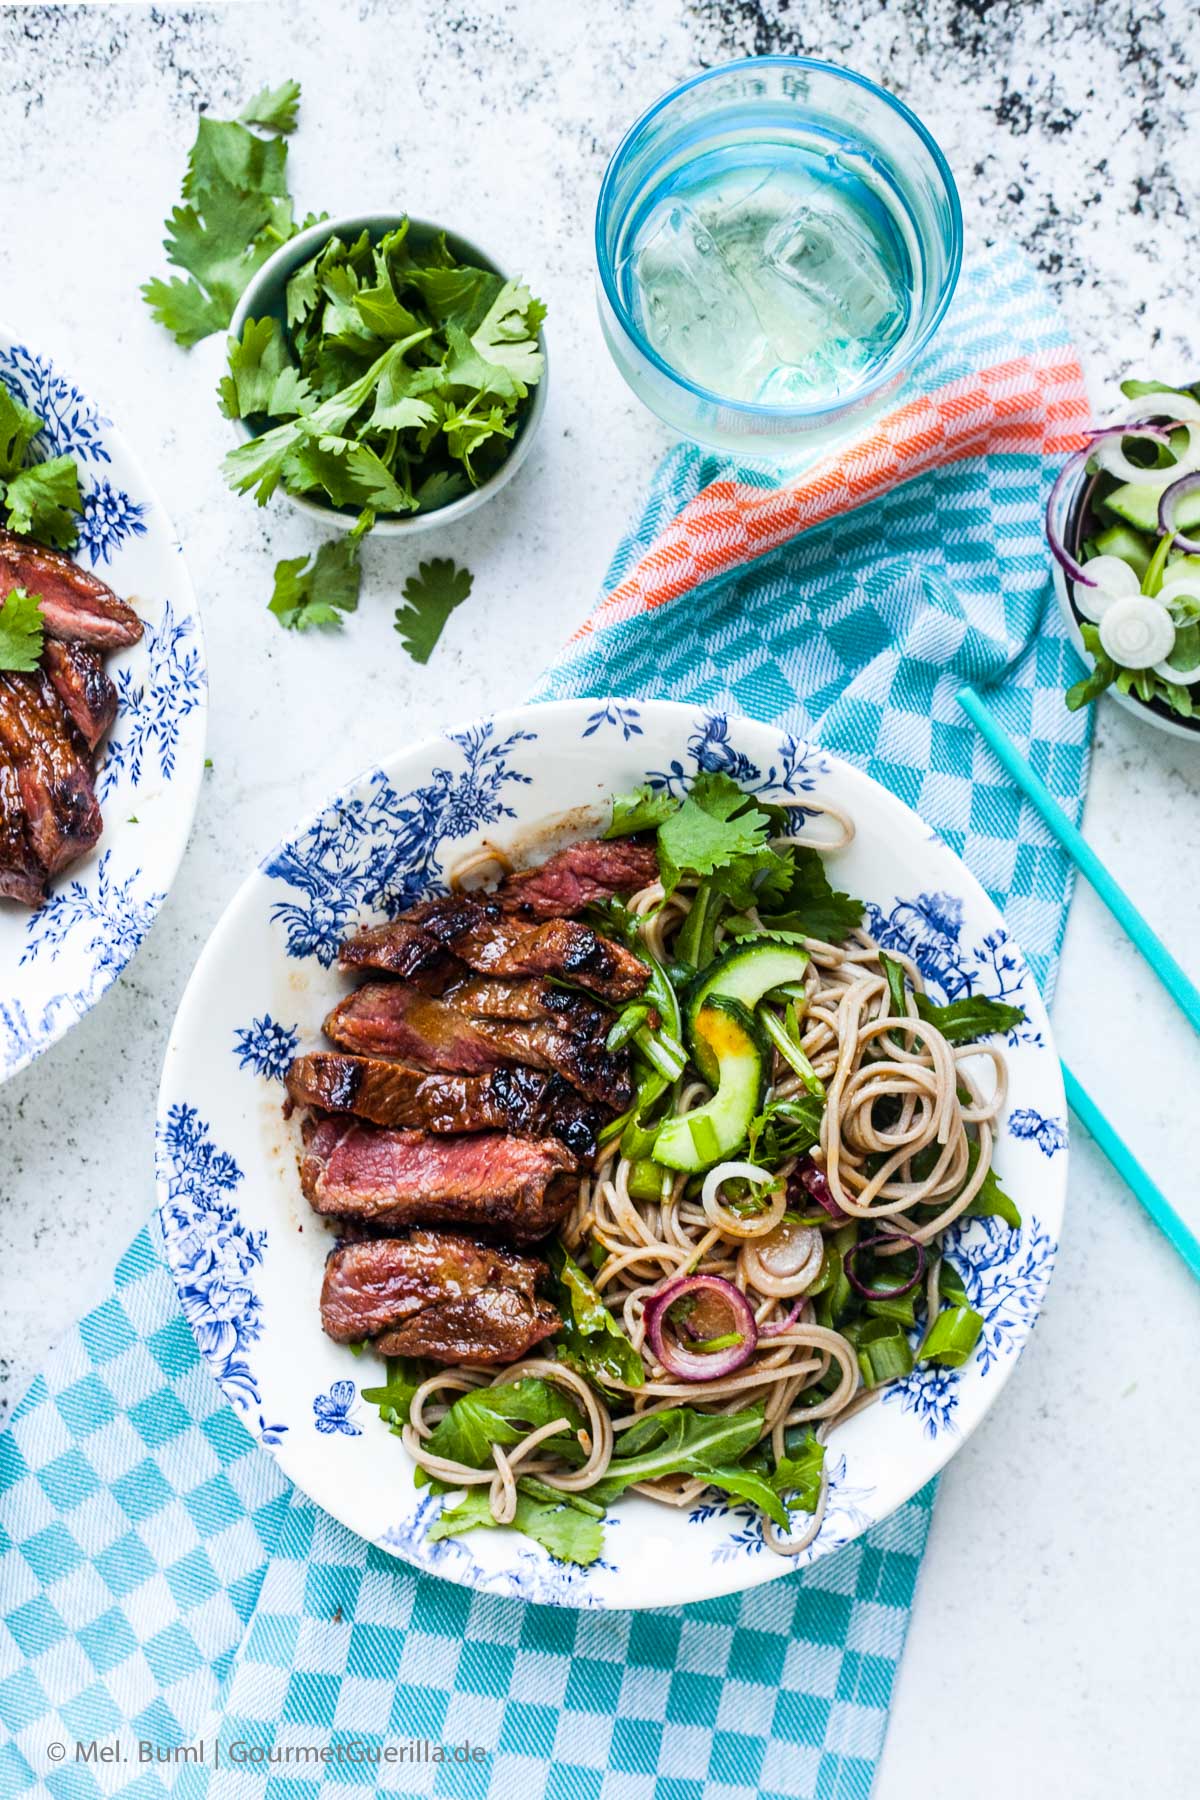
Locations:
0;330;207;1082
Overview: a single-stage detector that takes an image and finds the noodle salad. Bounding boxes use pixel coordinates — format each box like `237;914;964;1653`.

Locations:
361;773;1027;1567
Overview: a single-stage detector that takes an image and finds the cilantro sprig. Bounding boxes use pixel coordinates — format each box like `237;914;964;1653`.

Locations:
0;383;83;553
142;89;310;348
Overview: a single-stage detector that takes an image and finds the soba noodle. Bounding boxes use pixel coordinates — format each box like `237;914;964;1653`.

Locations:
404;798;1008;1554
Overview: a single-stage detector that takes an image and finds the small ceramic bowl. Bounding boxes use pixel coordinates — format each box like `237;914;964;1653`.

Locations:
1051;437;1200;744
229;211;548;538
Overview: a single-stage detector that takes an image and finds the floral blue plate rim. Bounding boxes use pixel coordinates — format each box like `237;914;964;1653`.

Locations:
155;698;1067;1610
0;327;208;1083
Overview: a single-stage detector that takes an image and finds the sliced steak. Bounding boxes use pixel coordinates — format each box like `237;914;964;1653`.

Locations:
440;973;607;1035
0;531;142;649
342;894;649;1004
286;1053;602;1156
41;639;118;750
488;915;650;1002
300;1117;576;1242
0;673;102;874
497;837;660;918
323;982;632;1106
320;1229;560;1364
0;738;46;906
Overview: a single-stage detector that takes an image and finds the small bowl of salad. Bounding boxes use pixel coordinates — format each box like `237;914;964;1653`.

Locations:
1047;378;1200;741
224;211;548;537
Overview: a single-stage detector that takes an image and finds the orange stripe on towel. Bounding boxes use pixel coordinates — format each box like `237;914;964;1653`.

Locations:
569;345;1089;643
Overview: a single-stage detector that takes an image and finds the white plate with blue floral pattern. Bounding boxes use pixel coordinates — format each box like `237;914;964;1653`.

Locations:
0;331;207;1082
156;699;1066;1610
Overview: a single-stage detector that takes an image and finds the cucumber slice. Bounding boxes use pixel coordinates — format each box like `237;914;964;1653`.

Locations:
653;997;767;1172
685;940;811;1085
1103;482;1200;535
1092;523;1155;580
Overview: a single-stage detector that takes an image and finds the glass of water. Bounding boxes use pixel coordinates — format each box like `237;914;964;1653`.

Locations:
595;57;962;458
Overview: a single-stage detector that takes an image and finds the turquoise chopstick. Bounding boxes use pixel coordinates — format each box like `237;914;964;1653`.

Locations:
957;685;1200;1035
1062;1061;1200;1280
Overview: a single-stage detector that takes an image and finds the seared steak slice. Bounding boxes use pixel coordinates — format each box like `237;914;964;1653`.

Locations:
342;894;649;1004
497;837;660;918
0;674;102;874
41;640;118;750
320;1229;560;1363
300;1117;576;1242
0;531;142;649
286;1053;602;1155
323;982;632;1106
488;915;649;1002
440;973;607;1035
0;739;46;906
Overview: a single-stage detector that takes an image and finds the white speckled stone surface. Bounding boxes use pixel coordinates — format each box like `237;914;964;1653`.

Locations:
1;3;1197;1792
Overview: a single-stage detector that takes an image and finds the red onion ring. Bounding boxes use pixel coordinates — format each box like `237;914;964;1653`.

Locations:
1158;471;1200;556
844;1234;927;1302
788;1155;847;1223
1046;425;1173;586
759;1299;805;1339
643;1275;758;1380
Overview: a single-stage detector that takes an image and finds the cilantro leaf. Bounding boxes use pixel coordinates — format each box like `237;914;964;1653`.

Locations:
0;386;45;479
218;317;312;419
1;456;81;549
657;772;772;889
0;589;45;672
393;557;473;664
756;846;864;943
239;78;301;134
605;784;679;839
470;279;546;386
913;992;1027;1044
268;508;373;630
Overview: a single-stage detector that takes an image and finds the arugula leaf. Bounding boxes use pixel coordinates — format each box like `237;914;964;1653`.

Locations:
961;1140;1022;1228
218;317;312;419
745;1095;825;1166
239;78;302;134
756;846;864;943
0;589;45;672
422;1377;583;1472
590;1403;766;1504
0;386;44;479
428;1483;604;1566
360;1355;433;1430
142;95;302;347
1;456;81;549
393;557;474;664
268;508;373;630
605;784;679;840
1066;622;1119;711
547;1244;644;1392
729;1428;826;1525
913;992;1026;1044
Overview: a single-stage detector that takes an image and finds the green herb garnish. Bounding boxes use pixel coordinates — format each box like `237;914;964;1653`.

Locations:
0;589;45;672
393;557;475;663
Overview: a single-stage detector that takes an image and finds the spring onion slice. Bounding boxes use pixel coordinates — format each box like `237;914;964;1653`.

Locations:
919;1303;984;1368
759;1006;826;1097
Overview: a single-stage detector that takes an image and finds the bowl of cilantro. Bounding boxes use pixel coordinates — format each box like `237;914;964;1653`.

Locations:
222;211;548;540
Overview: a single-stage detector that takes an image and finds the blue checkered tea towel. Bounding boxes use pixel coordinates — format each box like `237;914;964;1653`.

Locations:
0;242;1090;1800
